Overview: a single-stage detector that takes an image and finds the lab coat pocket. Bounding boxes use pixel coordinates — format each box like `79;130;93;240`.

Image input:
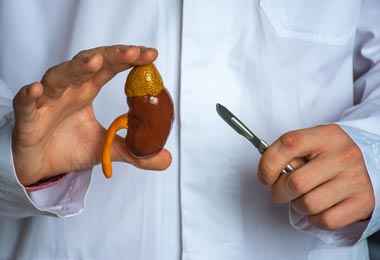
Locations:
259;0;361;45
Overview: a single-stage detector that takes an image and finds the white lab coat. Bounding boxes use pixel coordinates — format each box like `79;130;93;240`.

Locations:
0;0;379;259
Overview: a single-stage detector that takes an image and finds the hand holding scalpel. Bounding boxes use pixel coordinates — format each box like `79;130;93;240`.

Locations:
216;103;294;174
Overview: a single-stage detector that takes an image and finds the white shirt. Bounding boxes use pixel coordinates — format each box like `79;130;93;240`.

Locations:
0;0;379;259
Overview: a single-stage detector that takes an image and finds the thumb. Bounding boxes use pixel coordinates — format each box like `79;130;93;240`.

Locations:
111;134;172;171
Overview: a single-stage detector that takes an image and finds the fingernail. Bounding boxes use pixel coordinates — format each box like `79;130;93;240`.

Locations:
118;46;127;54
81;55;91;63
25;85;32;95
140;46;150;52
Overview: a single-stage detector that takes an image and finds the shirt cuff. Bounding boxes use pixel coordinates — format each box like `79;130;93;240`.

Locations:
289;124;380;246
0;112;92;218
289;205;370;246
26;169;92;218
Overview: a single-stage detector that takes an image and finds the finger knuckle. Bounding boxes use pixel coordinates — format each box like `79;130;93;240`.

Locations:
43;67;54;79
360;197;375;220
287;175;307;194
42;67;56;87
345;144;361;161
310;212;342;231
349;172;366;189
324;124;341;134
355;193;375;216
297;194;320;215
270;188;287;204
363;192;375;209
280;131;301;151
258;159;275;176
338;144;361;164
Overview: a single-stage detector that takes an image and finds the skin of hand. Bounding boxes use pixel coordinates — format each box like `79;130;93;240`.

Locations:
257;124;375;231
12;45;172;186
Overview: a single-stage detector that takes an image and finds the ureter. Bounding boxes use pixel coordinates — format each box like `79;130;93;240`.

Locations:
102;114;128;178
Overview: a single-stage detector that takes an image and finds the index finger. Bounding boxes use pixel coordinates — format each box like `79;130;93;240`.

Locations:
90;45;158;87
258;126;327;186
73;45;158;74
40;45;158;101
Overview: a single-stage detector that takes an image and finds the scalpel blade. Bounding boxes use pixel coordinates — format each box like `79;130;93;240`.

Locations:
216;103;294;174
216;103;267;153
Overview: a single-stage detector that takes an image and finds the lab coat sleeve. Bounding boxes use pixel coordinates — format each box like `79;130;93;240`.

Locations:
0;79;92;218
290;0;380;247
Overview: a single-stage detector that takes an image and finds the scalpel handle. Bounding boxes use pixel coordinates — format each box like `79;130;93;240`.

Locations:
257;140;295;175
